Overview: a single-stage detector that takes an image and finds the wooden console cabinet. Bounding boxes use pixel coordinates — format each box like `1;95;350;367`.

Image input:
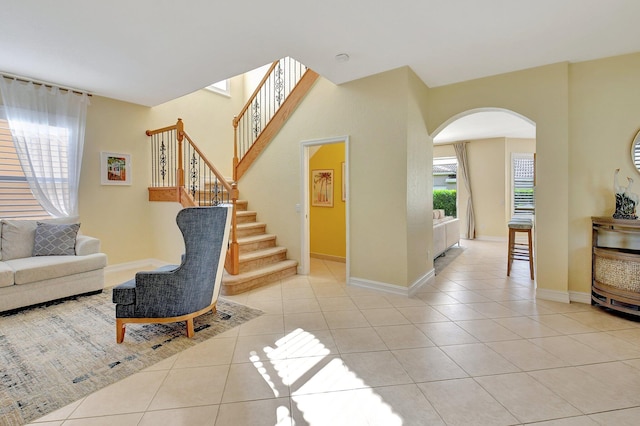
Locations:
592;216;640;316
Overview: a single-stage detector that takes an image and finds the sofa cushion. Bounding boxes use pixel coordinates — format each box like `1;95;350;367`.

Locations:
1;220;38;260
6;253;107;285
33;222;80;256
0;262;14;288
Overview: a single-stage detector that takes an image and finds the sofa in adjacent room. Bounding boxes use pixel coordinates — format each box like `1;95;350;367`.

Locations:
433;209;460;259
0;219;107;313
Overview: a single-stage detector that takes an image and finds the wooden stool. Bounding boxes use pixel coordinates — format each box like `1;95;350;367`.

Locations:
507;217;534;280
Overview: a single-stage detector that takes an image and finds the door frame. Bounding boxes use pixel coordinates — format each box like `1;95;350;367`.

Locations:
299;136;350;279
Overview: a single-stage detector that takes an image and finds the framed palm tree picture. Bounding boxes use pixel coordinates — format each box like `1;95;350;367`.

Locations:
312;169;333;207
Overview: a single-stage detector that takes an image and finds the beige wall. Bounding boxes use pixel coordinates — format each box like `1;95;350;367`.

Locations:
427;63;570;297
568;52;640;295
78;79;244;265
239;67;432;288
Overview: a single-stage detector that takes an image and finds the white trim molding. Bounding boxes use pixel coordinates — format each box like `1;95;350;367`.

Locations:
569;291;591;305
349;269;435;297
535;288;570;303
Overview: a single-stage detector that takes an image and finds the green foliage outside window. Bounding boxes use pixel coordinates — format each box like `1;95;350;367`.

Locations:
433;189;457;217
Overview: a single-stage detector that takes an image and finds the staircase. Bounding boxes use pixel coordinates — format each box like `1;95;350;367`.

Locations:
221;199;297;295
145;57;316;294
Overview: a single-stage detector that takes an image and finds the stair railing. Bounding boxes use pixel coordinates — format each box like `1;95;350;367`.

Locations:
233;57;316;180
146;118;240;275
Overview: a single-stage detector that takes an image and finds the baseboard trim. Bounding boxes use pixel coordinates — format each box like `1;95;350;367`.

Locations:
310;253;346;263
569;291;591;305
536;288;570;303
349;269;435;297
105;259;169;274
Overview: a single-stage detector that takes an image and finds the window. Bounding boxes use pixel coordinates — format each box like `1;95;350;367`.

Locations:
0;115;49;219
512;153;535;216
205;79;230;97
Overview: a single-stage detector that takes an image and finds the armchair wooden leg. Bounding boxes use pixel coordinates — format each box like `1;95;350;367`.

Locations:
186;318;194;338
116;319;126;344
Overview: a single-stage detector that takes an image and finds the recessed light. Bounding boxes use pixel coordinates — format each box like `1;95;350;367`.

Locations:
335;53;350;63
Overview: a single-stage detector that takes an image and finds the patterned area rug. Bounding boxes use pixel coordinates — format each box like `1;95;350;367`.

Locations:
0;290;263;425
434;244;465;275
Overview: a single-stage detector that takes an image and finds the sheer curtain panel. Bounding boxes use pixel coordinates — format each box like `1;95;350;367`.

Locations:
454;141;476;239
0;77;89;219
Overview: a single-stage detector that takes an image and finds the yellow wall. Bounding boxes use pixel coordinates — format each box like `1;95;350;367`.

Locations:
309;143;346;259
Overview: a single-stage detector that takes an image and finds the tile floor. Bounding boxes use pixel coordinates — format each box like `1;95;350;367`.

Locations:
28;239;640;425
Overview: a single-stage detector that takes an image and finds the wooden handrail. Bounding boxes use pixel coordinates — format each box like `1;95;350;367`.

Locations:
232;60;279;128
145;119;182;136
182;132;233;193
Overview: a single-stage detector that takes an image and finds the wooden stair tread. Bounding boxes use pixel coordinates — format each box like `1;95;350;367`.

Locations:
222;260;298;283
236;210;257;216
239;246;287;262
237;234;276;244
237;222;265;229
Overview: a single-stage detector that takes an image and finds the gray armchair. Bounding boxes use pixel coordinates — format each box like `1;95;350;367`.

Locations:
112;206;231;343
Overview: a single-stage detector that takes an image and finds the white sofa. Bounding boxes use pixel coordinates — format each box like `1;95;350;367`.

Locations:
0;219;107;313
433;209;460;259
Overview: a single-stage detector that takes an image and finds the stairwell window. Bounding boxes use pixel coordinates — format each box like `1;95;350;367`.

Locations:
512;153;535;216
205;79;230;97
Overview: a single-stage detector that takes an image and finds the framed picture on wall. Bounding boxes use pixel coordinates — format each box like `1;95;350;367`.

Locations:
312;169;333;207
100;152;131;185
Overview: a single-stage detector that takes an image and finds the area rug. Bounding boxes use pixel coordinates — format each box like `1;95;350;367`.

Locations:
434;245;465;275
0;290;263;425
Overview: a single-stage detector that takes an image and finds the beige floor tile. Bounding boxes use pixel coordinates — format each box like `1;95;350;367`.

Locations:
466;301;520;318
472;288;526;302
608;328;640;348
142;354;179;372
499;300;556;316
589;406;640;425
569;332;640;360
528;417;599;425
414;321;479;346
69;370;168;418
493;316;561;338
243;298;283;315
32;398;83;422
433;304;487;321
396;305;449;323
139;405;219;426
476;372;581;423
529;335;614;366
339;351;413;387
416;291;461;305
238;314;285;336
577;362;640;405
445;290;491;303
221;362;289;403
283;312;329;332
232;333;287;363
392;347;468;382
383;294;427;308
331;327;388;353
288;355;371;394
487;339;568;371
148;365;229;410
359;308;410;326
456;319;522;342
282;297;321;314
323;310;370;329
529;366;636;413
532;314;600;334
63;413;144;425
283;328;338;358
371;384;445;425
374;324;434;350
281;286;316;300
310;283;348;298
291;387;404;426
565;310;639;331
417;378;519;425
317;296;358;311
351;295;393;309
172;336;236;368
441;343;520;376
215;398;292;426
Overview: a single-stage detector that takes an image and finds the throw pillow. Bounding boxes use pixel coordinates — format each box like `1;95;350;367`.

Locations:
32;222;81;256
1;220;39;260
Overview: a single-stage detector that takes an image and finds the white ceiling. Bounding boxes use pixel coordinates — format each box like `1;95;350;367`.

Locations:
433;111;536;144
2;0;640;107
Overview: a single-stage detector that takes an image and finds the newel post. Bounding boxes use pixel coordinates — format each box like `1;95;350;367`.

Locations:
176;118;184;188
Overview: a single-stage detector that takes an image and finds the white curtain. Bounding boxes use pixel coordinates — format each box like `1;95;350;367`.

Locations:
454;141;476;239
0;77;89;219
